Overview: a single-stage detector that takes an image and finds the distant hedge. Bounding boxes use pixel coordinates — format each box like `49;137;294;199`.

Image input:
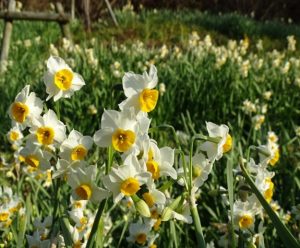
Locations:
6;0;300;23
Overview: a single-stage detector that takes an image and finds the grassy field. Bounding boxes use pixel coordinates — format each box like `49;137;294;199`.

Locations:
0;7;300;248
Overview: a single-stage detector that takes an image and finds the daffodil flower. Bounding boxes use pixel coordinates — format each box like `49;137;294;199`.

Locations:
126;221;152;246
199;122;232;162
119;65;159;113
144;141;177;180
68;208;89;232
103;155;151;203
255;167;275;203
52;159;87;180
142;179;166;208
8;85;43;128
178;152;212;192
233;200;259;230
26;231;51;248
20;145;52;172
257;142;280;166
44;56;85;101
60;129;93;162
6;126;23;146
0;204;12;228
67;165;109;203
94;108;138;153
29;109;66;148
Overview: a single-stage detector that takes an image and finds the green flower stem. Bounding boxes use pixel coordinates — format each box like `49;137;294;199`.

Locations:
240;159;300;248
176;149;189;192
194;134;221;144
55;101;61;120
86;146;114;247
189;136;207;248
190;204;206;248
189;136;205;190
50;177;61;238
106;145;114;174
226;156;236;248
86;199;107;248
149;124;182;150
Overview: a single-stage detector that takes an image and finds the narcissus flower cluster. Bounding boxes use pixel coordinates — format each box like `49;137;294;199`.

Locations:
4;53;288;248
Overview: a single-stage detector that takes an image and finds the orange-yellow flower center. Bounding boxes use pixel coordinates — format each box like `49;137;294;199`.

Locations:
112;128;135;152
238;214;253;229
223;134;232;153
80;217;88;225
120;177;140;196
270;148;279;166
54;69;73;91
71;145;88;161
25;155;40;168
0;212;9;222
72;241;82;248
9;203;21;214
153;218;162;231
36;127;55;145
11;102;29;123
139;89;159;112
143;192;155;208
146;160;160;179
73;201;83;209
75;184;92;200
151;209;159;219
264;178;274;203
9;131;20;142
135;233;147;245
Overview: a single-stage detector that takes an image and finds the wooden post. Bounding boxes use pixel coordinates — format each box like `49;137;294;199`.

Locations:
0;11;70;22
104;0;119;27
55;2;72;41
0;0;15;71
83;0;91;33
71;0;75;20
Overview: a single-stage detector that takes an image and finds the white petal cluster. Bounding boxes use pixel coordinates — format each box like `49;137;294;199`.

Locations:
9;85;43;128
103;155;151;203
29;109;66;149
119;65;158;114
44;56;85;101
67;165;109;203
60;130;93;162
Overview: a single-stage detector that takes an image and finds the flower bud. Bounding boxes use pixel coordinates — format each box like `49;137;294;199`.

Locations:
131;195;151;218
161;207;173;221
161;195;184;221
6;232;13;241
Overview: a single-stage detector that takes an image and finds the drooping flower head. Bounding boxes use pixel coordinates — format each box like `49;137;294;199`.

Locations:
200;122;232;162
44;56;85;101
178;152;212;192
